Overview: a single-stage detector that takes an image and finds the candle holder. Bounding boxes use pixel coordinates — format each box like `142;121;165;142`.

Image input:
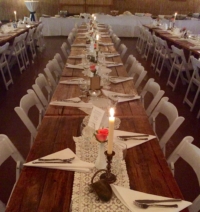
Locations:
100;151;116;184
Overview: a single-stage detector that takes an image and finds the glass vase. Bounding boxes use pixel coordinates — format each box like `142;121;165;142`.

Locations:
95;142;107;169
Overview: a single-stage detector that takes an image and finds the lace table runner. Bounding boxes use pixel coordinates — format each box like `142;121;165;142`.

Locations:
71;136;130;212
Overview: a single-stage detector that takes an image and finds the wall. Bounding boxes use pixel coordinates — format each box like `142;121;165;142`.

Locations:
0;0;200;21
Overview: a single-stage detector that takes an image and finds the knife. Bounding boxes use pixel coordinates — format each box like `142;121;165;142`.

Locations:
118;135;149;138
135;198;182;204
112;95;136;98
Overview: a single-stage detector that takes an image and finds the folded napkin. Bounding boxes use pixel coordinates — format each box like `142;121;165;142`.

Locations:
66;63;84;70
106;63;123;68
111;185;191;212
68;55;84;59
102;89;140;103
114;130;156;149
24;148;95;172
105;53;120;58
59;78;84;85
50;101;93;108
71;43;87;47
109;76;133;84
98;42;113;46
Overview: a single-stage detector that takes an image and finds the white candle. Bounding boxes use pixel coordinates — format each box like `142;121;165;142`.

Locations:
107;108;115;154
14;11;17;22
96;34;99;50
94;16;96;21
174;12;177;21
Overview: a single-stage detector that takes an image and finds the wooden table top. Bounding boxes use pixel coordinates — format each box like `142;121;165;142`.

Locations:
144;24;200;58
6;116;188;212
0;23;39;45
6;27;189;212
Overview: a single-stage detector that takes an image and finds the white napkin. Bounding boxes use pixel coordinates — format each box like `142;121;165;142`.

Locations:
71;43;87;47
50;101;93;108
24;148;95;172
111;185;191;212
66;63;84;70
68;55;84;59
59;78;84;85
98;42;113;46
106;63;123;68
109;76;133;84
114;130;156;149
102;89;140;103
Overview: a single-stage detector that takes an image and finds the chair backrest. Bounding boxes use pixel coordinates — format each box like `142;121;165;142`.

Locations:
67;33;74;46
0;134;24;184
125;55;138;72
140;78;165;116
54;53;65;69
190;56;200;82
0;42;9;65
167;136;200;212
114;37;121;50
118;44;127;60
149;97;185;155
128;64;147;89
33;73;52;107
14;92;44;145
171;45;187;66
26;28;35;44
44;67;57;91
61;42;69;60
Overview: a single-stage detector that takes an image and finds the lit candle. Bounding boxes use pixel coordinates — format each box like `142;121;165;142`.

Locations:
107;108;115;154
96;34;99;50
94;16;96;21
174;12;177;21
14;11;17;22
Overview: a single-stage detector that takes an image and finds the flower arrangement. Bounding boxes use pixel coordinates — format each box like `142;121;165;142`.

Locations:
95;128;109;143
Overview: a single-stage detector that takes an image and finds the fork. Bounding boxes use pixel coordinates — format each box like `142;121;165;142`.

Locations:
134;202;178;209
118;136;148;141
112;94;135;98
32;157;75;164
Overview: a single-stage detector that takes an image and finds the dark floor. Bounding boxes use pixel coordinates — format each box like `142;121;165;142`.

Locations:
0;37;199;208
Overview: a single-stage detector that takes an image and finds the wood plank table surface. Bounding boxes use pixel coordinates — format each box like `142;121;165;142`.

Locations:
6;116;188;212
6;25;189;212
0;23;39;45
144;24;200;59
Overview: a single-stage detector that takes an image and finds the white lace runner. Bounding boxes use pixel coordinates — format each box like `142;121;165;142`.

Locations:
71;136;130;211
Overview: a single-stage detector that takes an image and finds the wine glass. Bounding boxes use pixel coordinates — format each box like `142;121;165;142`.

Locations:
79;79;90;98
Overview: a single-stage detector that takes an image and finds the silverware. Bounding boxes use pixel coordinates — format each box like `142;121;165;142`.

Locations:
112;94;135;98
134;202;178;209
57;99;81;103
118;137;148;141
135;198;182;204
118;135;149;138
32;157;75;164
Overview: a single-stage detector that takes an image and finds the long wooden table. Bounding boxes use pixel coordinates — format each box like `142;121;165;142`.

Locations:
6;26;189;212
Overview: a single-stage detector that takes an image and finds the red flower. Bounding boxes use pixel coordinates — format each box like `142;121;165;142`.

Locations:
95;128;109;143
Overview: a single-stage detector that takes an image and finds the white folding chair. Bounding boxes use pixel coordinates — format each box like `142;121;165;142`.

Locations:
183;56;200;115
67;33;74;46
167;45;192;91
44;67;57;91
155;37;174;76
0;134;25;207
140;78;165;116
6;34;26;74
128;63;147;90
32;73;52;108
54;53;65;69
61;42;70;60
143;30;154;61
46;60;60;84
124;54;138;73
167;136;200;212
149;97;185;156
20;32;30;67
34;23;45;52
150;34;161;70
14;92;45;147
118;44;127;60
26;27;37;63
0;42;13;90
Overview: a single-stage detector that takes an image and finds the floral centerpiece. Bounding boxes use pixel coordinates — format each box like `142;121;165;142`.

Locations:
95;128;109;143
94;128;109;169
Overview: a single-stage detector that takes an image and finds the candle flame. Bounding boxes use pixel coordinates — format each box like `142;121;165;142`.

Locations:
174;12;177;17
110;108;115;117
96;34;99;41
14;11;16;15
94;16;96;20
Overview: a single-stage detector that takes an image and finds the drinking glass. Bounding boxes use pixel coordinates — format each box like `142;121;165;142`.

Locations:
79;79;90;98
